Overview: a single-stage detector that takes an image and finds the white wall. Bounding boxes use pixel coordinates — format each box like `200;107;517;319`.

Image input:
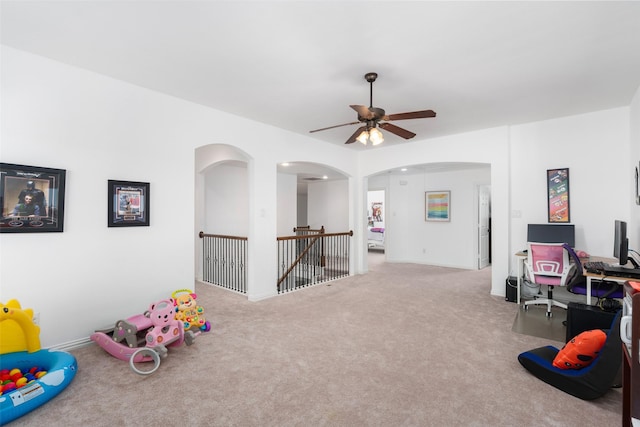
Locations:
296;193;308;227
277;173;297;236
360;109;634;296
0;46;358;347
359;127;510;296
1;45;638;348
381;166;490;269
205;163;249;236
307;180;349;232
509;107;630;275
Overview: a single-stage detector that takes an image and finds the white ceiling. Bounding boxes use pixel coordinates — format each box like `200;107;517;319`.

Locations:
2;1;640;153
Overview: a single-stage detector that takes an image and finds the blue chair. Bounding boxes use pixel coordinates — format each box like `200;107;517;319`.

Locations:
517;310;622;400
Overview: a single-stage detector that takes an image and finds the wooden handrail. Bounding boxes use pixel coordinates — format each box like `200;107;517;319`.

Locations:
293;225;324;233
199;231;247;241
277;230;352;241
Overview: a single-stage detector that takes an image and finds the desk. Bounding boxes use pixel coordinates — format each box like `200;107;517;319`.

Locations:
584;260;638;304
514;253;625;305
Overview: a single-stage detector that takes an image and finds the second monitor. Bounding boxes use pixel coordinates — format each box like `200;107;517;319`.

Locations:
527;223;575;247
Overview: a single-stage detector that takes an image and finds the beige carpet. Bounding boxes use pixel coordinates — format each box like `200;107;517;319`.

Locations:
11;262;620;426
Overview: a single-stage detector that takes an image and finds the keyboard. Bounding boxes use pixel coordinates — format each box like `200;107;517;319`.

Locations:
583;261;640;279
583;261;610;273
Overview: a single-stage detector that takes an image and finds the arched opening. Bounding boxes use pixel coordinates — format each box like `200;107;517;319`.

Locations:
365;162;491;272
195;144;251;288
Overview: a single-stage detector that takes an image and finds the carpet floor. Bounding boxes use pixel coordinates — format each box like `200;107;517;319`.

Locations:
9;260;622;426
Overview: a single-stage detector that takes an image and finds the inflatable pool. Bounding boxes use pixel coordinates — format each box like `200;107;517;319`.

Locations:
0;349;77;425
0;299;77;425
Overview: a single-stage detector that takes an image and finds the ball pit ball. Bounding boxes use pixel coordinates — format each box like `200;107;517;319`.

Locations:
0;367;47;393
2;382;16;392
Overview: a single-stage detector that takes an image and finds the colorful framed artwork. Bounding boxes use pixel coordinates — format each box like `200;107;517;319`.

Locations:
108;180;150;227
425;191;450;222
636;162;640;205
0;163;66;233
547;168;570;223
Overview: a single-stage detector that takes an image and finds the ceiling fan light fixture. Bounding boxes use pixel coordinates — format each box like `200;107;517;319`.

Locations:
357;130;369;145
308;72;435;145
369;127;384;145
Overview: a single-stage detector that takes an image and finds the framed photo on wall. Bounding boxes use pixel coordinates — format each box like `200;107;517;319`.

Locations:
0;163;66;233
108;180;150;227
547;168;570;223
636;162;640;205
425;191;450;222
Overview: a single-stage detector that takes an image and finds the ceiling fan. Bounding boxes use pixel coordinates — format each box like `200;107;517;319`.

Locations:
309;72;436;145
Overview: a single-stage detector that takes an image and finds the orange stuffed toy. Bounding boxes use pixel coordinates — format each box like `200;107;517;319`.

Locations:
552;329;607;370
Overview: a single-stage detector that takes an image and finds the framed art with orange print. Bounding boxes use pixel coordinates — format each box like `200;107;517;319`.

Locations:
547;168;570;223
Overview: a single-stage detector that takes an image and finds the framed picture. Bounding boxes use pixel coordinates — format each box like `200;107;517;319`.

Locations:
425;191;450;222
108;180;150;227
0;163;66;233
636;162;640;205
547;168;570;223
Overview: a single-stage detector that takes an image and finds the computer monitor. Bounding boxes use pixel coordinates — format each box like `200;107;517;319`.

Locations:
614;219;630;267
527;224;575;247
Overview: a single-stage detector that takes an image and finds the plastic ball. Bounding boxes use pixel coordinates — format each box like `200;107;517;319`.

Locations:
3;382;16;392
35;371;47;379
16;377;27;388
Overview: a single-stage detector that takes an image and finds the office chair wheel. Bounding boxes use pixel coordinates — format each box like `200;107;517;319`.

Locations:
546;311;552;318
522;304;529;311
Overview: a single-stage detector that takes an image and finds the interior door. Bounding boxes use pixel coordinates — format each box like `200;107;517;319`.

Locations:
478;185;491;269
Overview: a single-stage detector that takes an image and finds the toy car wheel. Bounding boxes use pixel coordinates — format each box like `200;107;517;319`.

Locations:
129;348;161;375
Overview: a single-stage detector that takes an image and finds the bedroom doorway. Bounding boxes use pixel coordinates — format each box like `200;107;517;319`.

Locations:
367;190;385;256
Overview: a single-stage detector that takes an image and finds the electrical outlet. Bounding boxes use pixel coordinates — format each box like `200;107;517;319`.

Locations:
33;312;40;325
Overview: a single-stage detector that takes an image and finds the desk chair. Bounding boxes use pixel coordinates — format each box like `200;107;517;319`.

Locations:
523;242;576;317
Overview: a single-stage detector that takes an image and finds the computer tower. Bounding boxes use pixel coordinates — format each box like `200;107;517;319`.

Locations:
565;302;618;342
505;276;517;303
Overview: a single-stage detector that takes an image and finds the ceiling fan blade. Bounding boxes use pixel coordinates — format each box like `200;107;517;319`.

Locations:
310;121;360;133
345;126;367;144
350;105;374;120
379;122;416;139
384;110;436;121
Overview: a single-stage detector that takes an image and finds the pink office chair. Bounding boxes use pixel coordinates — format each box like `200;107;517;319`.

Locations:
523;242;576;317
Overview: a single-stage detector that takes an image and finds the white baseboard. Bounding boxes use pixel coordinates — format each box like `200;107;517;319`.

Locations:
50;337;93;352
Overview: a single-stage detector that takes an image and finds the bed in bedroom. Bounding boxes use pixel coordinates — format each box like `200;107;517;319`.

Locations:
367;226;385;249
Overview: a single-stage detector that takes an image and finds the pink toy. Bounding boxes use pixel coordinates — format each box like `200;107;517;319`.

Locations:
144;298;185;349
90;298;198;375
